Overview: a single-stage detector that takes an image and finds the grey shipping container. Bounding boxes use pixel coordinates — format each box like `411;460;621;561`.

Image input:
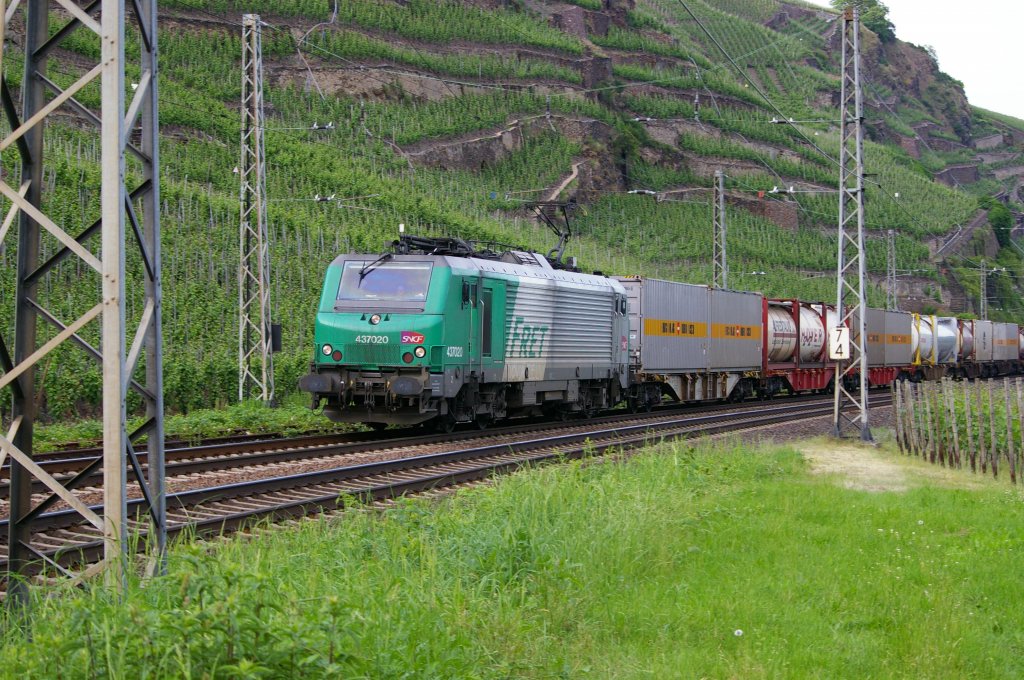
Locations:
973;320;994;362
855;308;912;367
994;322;1019;361
884;311;914;366
859;308;886;367
708;287;764;370
617;277;762;373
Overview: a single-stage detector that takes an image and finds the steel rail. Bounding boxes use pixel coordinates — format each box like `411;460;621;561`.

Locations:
0;395;887;577
0;393;845;494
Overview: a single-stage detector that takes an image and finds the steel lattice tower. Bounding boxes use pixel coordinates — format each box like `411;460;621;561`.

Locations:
979;259;988;320
885;229;897;310
712;170;727;289
239;14;274;405
0;0;165;597
832;6;872;441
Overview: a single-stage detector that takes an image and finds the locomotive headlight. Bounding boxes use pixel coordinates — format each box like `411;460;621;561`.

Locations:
321;344;333;356
402;352;414;364
414;346;426;358
369;314;381;325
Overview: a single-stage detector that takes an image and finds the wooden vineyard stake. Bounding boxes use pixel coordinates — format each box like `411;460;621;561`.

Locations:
920;383;928;458
977;379;987;474
915;382;926;459
1017;379;1024;481
900;381;912;454
934;381;943;464
988;379;998;479
965;380;976;472
893;382;905;454
945;379;960;468
923;383;935;463
907;381;919;455
1004;379;1016;484
897;383;905;450
937;380;948;466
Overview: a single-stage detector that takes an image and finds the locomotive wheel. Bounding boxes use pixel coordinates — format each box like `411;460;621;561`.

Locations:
475;415;491;430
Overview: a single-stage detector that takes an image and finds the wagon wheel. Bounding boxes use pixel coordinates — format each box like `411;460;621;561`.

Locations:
435;415;456;434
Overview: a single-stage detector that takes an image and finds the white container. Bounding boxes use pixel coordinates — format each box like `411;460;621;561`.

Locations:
766;303;826;362
934;317;959;364
959;320;974;360
912;315;935;365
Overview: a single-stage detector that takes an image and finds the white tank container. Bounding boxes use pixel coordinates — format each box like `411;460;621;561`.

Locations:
912;315;935;364
1019;329;1024;360
959;321;974;360
816;304;839;333
935;317;959;364
766;303;827;362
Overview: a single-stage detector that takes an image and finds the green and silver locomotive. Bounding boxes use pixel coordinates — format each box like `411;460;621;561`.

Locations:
298;236;630;430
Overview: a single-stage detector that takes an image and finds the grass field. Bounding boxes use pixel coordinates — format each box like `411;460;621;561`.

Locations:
30;395;345;452
3;436;1024;677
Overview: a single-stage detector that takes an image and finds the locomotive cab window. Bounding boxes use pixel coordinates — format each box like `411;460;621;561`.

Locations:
337;261;432;302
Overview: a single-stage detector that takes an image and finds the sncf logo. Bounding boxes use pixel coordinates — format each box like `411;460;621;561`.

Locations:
401;331;425;344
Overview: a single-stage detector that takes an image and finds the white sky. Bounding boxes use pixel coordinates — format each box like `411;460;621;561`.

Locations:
803;0;1024;120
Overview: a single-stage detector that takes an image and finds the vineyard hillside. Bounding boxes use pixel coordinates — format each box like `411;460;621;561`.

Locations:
1;0;1023;420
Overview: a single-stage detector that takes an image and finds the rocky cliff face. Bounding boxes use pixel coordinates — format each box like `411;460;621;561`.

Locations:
827;21;972;142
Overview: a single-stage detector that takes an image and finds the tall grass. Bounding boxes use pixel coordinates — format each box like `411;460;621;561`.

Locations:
4;439;1024;677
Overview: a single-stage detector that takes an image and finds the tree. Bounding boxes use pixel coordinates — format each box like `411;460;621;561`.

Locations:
989;202;1013;248
830;0;896;42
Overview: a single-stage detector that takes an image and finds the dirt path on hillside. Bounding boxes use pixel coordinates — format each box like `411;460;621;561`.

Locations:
544;161;583;201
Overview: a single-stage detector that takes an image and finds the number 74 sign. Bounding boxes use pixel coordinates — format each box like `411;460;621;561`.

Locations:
829;326;850;360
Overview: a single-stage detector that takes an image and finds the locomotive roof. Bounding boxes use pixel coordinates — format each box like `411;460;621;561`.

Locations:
329;252;625;292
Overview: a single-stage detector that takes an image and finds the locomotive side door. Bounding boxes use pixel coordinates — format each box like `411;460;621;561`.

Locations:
480;279;506;381
463;278;481;379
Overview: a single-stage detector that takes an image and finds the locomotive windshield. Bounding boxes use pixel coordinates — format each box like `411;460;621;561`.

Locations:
337;261;433;301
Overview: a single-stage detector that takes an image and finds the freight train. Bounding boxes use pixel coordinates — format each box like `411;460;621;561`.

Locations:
298;236;1024;430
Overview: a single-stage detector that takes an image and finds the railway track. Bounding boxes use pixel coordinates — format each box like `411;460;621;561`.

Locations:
0;393;852;500
0;394;890;578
